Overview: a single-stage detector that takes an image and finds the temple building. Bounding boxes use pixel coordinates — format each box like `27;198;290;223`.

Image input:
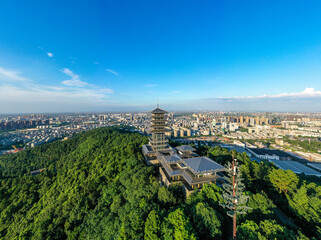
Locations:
142;107;225;194
149;107;169;150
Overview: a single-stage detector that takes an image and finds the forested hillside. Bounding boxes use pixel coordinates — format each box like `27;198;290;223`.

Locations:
0;127;320;239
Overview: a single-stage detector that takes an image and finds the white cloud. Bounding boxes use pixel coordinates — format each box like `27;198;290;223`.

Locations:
268;88;321;98
218;88;321;100
169;90;181;94
61;68;79;80
106;69;118;76
0;84;114;104
61;68;90;87
196;87;321;112
62;79;89;87
0;66;115;113
99;88;114;94
38;47;54;58
0;67;26;81
93;61;99;65
145;84;158;87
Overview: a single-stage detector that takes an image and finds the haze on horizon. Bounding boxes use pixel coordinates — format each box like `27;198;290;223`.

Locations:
1;0;321;113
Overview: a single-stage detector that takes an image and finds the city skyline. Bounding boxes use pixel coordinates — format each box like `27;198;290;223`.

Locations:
1;0;321;113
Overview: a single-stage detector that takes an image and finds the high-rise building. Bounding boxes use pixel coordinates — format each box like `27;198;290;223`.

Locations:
245;116;250;124
180;129;185;137
255;116;260;125
186;129;192;137
173;129;179;137
240;115;244;124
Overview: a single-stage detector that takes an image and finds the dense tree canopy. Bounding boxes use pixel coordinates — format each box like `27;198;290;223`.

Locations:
0;129;319;239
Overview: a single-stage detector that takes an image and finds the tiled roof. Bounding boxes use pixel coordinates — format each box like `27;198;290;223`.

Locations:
164;154;182;163
177;145;195;152
183;156;225;174
151;108;167;114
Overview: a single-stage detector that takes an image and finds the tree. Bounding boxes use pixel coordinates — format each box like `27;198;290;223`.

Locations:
144;210;161;240
237;220;265;240
246;192;275;221
238;220;298;240
221;156;250;240
269;169;299;194
259;220;295;240
158;186;176;207
191;202;222;239
164;208;196;240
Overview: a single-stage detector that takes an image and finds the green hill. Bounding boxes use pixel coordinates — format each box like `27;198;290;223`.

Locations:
0;127;319;239
0;127;203;239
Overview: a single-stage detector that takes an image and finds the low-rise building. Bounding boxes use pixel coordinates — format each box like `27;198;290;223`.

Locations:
247;148;293;160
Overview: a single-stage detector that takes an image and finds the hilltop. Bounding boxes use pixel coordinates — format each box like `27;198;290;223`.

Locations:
0;127;319;239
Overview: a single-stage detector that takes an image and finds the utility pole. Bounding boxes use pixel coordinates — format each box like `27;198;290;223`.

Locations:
221;152;250;240
232;155;236;240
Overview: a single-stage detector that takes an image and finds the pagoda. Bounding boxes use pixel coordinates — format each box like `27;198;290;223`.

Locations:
142;106;225;195
149;107;168;150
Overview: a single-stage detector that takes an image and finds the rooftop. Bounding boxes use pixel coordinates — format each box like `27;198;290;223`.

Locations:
151;108;167;114
142;144;154;154
270;159;321;177
183;156;225;174
164;154;182;163
177;145;196;152
248;148;293;158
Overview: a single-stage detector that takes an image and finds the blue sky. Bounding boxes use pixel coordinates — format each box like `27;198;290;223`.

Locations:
0;0;321;113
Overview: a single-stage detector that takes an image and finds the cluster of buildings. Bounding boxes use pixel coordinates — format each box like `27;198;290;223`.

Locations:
0;118;49;131
0;122;108;154
135;112;320;141
0;109;320;182
1;111;320;161
142;107;225;195
139;107;321;190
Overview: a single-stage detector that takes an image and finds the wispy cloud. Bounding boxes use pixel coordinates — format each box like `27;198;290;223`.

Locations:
60;68;114;94
0;66;114;113
62;79;89;87
61;68;90;87
0;84;115;104
145;84;158;87
106;69;119;76
93;61;99;65
38;47;54;58
195;87;321;112
61;68;79;80
217;88;321;100
169;90;181;94
267;88;321;98
99;88;114;94
0;67;26;81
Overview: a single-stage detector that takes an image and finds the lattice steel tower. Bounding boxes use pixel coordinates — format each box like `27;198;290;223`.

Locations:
150;107;168;150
